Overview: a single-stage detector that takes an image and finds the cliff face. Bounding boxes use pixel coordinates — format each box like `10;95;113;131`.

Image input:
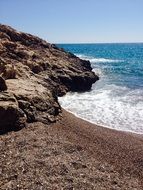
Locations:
0;24;99;134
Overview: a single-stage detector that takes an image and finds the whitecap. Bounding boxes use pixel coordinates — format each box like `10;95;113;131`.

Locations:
76;54;122;63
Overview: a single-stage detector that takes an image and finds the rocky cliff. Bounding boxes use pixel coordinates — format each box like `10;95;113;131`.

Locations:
0;24;99;134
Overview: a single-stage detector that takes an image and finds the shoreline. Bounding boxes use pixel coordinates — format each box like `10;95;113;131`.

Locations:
60;107;143;136
59;43;143;136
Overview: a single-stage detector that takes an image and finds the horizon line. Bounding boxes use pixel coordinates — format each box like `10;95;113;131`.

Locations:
54;42;143;44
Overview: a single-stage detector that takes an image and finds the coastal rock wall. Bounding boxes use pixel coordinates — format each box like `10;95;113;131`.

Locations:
0;24;99;133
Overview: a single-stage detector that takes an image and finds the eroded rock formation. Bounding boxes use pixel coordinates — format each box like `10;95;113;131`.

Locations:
0;24;99;133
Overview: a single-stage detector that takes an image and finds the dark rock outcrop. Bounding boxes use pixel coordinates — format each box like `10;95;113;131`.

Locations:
0;76;7;91
0;24;99;133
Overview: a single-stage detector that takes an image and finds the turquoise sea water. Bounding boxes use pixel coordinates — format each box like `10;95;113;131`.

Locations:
58;44;143;133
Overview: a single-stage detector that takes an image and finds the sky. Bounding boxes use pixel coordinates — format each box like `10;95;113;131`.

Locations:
0;0;143;43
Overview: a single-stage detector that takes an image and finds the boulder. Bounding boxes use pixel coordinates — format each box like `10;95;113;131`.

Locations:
0;92;27;134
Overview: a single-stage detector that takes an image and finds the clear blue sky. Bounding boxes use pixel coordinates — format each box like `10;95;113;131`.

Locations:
0;0;143;43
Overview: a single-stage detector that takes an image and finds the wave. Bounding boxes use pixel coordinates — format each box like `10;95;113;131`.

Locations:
76;54;122;63
90;58;122;63
58;84;143;134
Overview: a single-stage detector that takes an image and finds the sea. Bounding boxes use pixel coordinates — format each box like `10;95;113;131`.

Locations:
57;43;143;134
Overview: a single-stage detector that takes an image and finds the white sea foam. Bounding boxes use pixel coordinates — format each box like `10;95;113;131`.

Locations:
90;58;122;63
76;54;122;63
58;83;143;134
92;68;103;77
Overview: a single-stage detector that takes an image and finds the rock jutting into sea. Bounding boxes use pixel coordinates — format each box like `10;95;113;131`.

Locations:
0;24;99;134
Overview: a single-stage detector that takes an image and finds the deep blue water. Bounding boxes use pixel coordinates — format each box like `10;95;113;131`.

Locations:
58;44;143;133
